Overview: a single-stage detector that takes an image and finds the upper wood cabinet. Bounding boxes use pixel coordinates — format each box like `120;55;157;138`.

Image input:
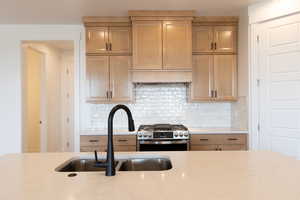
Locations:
192;26;214;53
86;28;109;54
213;55;237;101
86;56;132;103
190;55;237;101
110;56;132;102
190;55;214;101
86;27;131;54
163;21;192;69
192;25;237;53
86;56;110;102
132;21;162;70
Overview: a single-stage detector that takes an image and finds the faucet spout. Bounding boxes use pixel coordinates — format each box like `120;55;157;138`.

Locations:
106;104;135;176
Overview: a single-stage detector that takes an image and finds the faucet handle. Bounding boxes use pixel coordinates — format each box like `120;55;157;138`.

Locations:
94;150;99;163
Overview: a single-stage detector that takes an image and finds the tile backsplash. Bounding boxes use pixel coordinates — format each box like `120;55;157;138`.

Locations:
81;83;240;130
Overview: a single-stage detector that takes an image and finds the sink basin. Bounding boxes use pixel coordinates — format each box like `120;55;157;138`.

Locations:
56;156;172;172
55;158;118;172
119;158;172;171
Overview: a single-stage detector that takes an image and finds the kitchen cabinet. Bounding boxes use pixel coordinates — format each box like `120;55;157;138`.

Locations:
86;56;132;103
192;25;237;53
86;27;131;54
80;135;137;152
162;20;192;69
131;12;193;70
132;21;162;69
190;134;247;151
190;55;237;101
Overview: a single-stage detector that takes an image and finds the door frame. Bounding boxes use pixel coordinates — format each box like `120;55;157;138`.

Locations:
16;25;84;152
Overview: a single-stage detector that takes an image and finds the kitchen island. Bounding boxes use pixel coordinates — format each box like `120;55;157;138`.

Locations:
1;151;300;200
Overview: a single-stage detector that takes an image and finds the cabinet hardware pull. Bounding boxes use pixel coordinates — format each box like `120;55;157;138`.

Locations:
214;42;217;50
109;91;113;99
215;90;218;98
200;139;209;141
228;138;238;141
106;91;109;99
89;140;99;143
109;43;112;51
210;42;214;50
105;43;109;51
118;139;128;142
210;90;214;98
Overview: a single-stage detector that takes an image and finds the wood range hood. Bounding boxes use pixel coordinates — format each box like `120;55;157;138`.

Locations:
129;10;195;83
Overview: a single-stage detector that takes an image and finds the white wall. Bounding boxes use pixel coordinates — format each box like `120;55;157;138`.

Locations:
249;0;300;24
0;25;83;155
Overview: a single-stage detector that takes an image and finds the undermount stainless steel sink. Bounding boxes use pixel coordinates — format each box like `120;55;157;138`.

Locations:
56;156;172;172
55;158;119;172
119;158;172;171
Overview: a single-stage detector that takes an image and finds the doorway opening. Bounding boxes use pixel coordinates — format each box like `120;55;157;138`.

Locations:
22;40;75;152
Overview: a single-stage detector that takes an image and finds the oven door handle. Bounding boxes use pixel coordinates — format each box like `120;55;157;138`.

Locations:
139;140;188;145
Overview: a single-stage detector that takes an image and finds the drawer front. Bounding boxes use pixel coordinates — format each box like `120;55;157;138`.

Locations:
80;146;105;152
114;145;136;152
190;144;219;151
113;135;136;146
219;144;247;151
80;136;107;146
220;134;247;145
191;134;221;145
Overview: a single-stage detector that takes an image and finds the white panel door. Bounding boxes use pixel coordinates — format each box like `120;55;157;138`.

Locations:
259;14;300;158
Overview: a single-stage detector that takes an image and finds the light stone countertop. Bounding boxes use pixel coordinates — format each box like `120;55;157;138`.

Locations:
1;151;300;200
81;128;248;136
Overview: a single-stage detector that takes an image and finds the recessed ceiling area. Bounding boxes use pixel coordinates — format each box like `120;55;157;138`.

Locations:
0;0;263;24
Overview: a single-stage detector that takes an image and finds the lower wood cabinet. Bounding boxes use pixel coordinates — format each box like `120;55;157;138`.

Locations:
80;135;137;152
190;134;247;151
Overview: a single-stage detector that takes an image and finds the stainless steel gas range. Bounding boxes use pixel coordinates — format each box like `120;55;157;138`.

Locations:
137;124;190;151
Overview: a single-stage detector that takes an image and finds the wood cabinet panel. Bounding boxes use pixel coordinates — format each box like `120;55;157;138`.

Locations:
86;56;109;102
108;27;132;53
219;144;246;151
220;134;247;145
163;20;192;69
192;26;214;53
214;26;237;53
86;28;109;53
132;21;162;69
109;56;132;102
190;144;219;151
191;134;221;145
115;145;136;152
190;55;214;101
214;55;237;101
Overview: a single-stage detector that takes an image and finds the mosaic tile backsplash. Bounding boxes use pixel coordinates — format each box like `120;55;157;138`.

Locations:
82;83;239;130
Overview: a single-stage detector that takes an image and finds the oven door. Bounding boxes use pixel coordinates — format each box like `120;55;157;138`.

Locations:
138;140;189;151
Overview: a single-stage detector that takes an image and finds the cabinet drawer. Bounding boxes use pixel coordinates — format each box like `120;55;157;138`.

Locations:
115;145;136;152
113;135;136;146
219;144;246;151
191;134;221;145
80;136;107;146
190;145;219;151
80;146;105;152
220;134;247;145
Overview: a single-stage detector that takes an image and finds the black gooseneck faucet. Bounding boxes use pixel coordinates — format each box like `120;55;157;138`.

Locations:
105;104;135;176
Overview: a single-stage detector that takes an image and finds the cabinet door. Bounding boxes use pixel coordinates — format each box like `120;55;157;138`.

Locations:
108;27;132;54
163;21;192;69
214;55;237;101
86;28;109;54
214;26;237;53
132;21;162;69
192;26;214;53
109;56;132;102
86;56;109;102
190;55;214;101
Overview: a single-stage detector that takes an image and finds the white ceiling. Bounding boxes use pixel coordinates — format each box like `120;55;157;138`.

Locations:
0;0;263;24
